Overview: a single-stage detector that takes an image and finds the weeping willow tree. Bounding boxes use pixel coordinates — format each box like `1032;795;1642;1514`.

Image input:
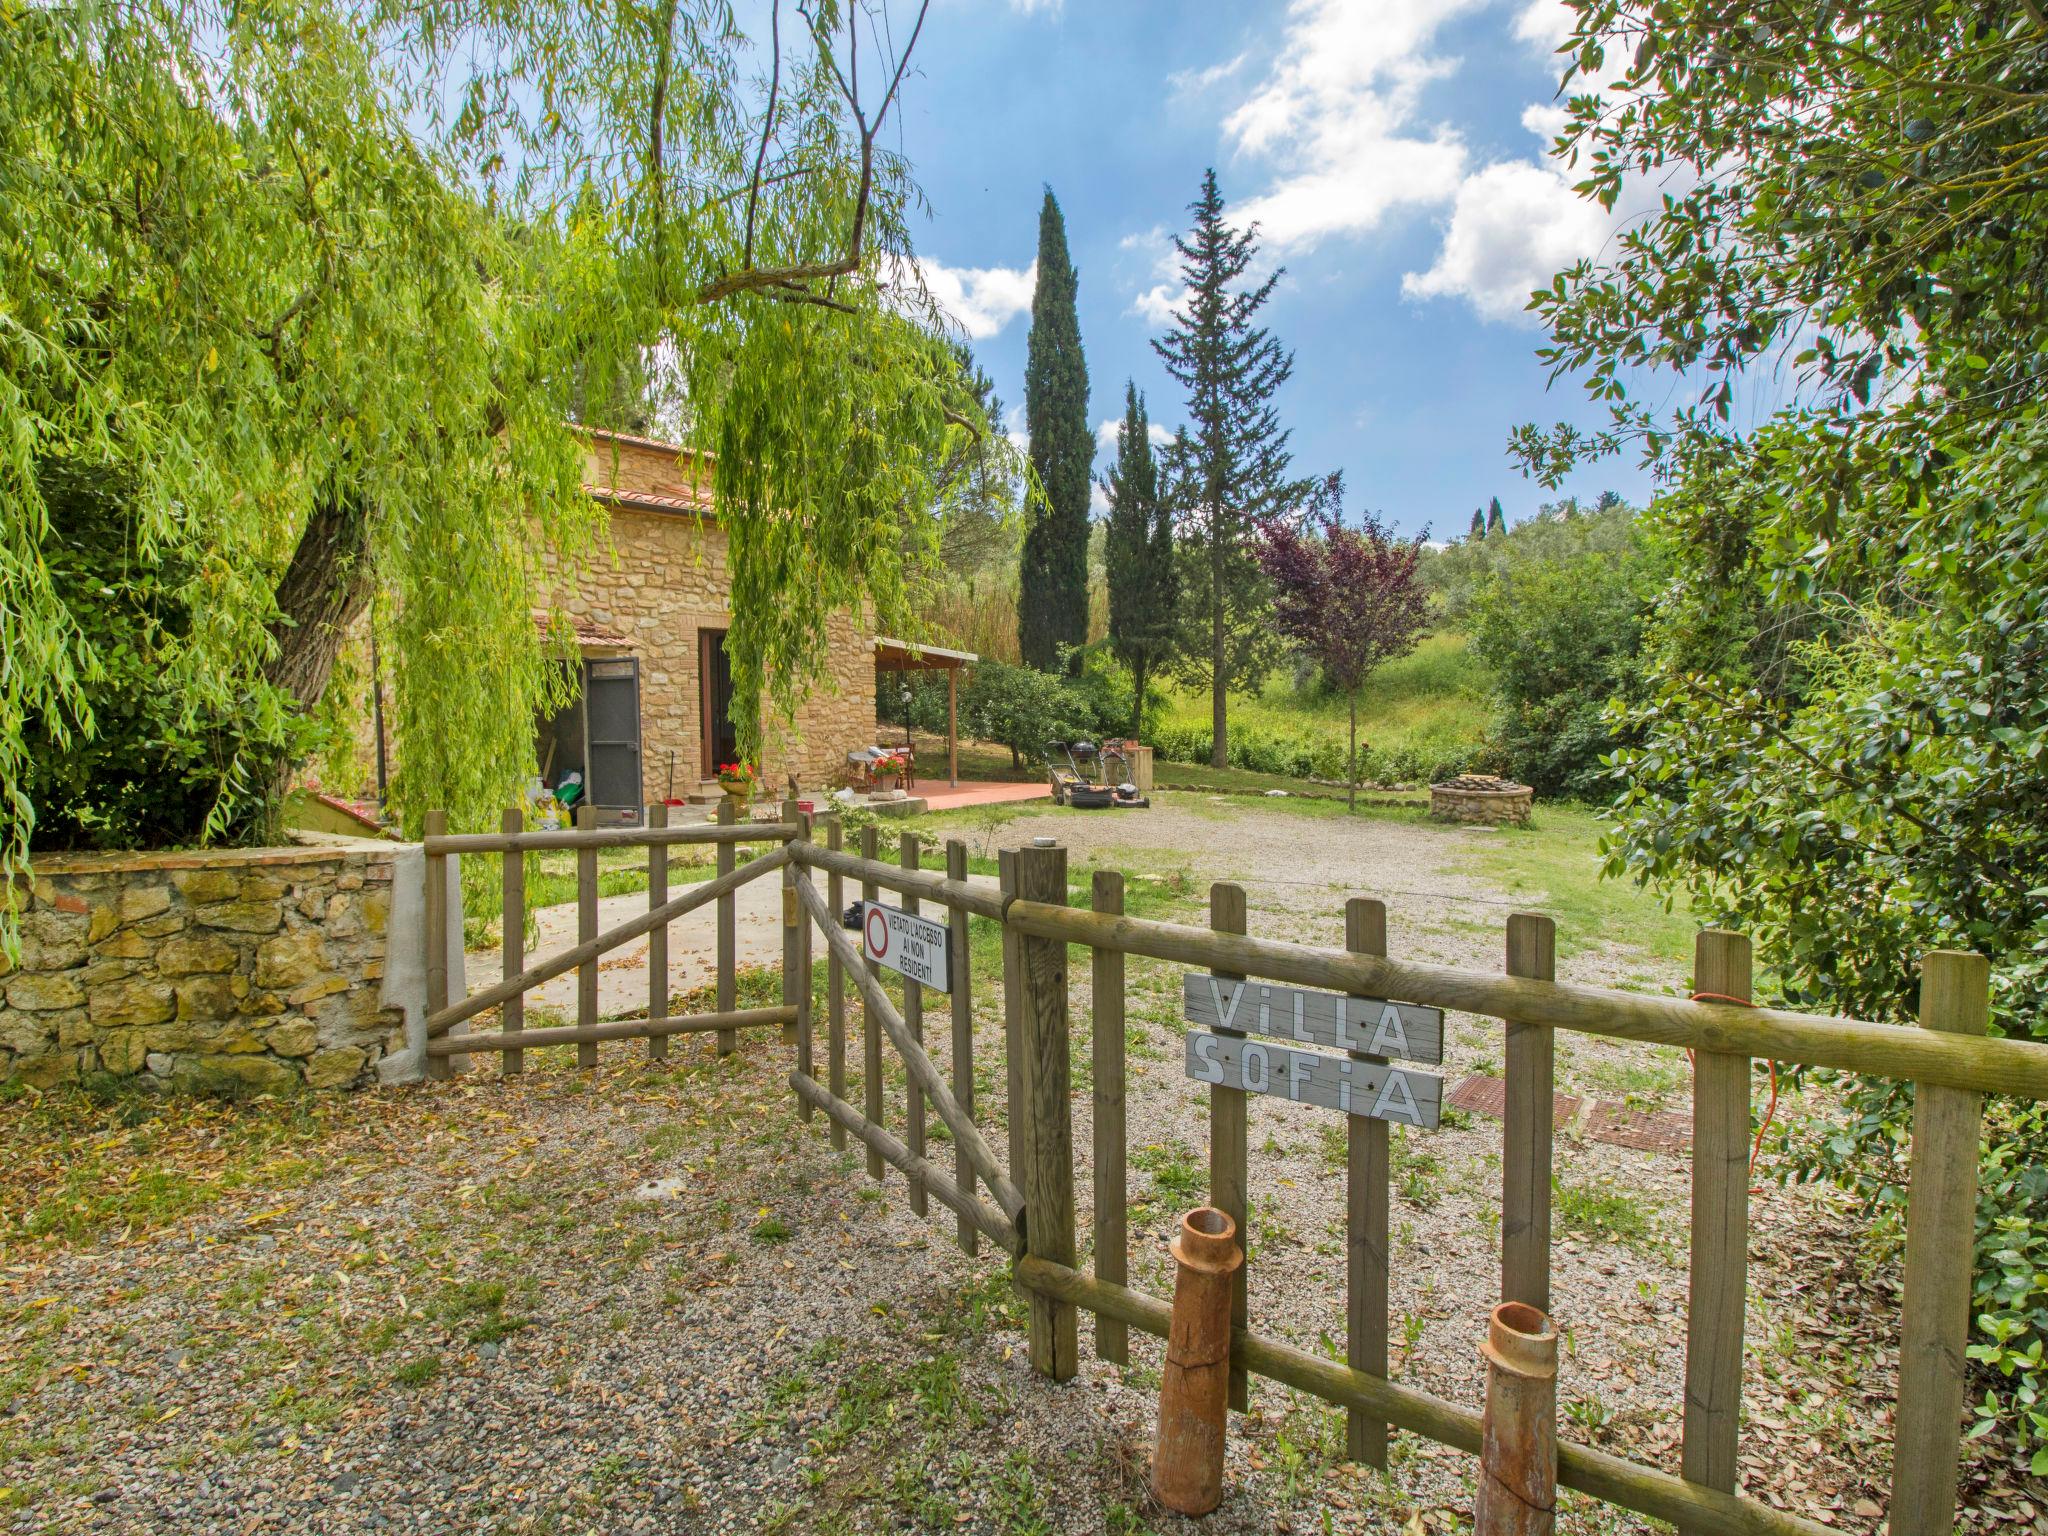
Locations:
2;0;1000;951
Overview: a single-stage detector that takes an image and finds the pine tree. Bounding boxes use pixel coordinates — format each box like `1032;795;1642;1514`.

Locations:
1103;381;1175;737
1152;169;1309;769
1485;496;1507;537
1017;188;1092;674
1469;507;1486;540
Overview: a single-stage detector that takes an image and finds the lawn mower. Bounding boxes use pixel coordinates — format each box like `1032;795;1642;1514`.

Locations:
1044;739;1149;810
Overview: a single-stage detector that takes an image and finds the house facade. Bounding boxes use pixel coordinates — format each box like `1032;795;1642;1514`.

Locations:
532;427;877;819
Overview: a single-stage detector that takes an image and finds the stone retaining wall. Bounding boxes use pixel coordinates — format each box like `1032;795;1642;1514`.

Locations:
2;841;417;1092
1428;784;1535;826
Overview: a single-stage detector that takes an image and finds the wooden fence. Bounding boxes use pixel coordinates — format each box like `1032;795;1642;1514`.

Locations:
418;799;800;1075
778;819;2046;1536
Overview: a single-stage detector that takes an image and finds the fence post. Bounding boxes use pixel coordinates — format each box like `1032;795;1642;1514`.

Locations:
785;799;810;1068
424;809;452;1082
1346;896;1390;1468
1682;930;1751;1527
1890;950;1991;1536
947;838;978;1256
574;805;600;1069
1210;881;1250;1413
1017;839;1077;1381
826;816;847;1152
1502;913;1556;1312
501;808;525;1077
1093;869;1128;1365
1000;849;1027;1179
646;802;668;1061
859;823;884;1182
900;832;929;1217
715;797;738;1055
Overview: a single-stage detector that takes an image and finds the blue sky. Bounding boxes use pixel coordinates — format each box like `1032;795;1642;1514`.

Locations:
887;0;1657;538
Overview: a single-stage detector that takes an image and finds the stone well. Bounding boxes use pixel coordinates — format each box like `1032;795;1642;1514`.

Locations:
1429;774;1534;826
1;838;438;1092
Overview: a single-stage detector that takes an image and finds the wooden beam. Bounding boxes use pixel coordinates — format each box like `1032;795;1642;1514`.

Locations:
1000;902;2038;1098
1210;881;1250;1412
1017;841;1077;1381
501;807;526;1076
426;822;795;855
575;805;599;1069
1092;870;1127;1365
715;797;738;1056
947;838;978;1257
859;823;884;1183
901;832;928;1218
645;802;668;1063
1502;913;1557;1312
1346;895;1390;1468
428;1006;797;1055
792;842;1006;920
826;816;847;1153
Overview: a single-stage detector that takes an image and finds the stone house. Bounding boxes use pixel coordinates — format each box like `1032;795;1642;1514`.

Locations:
526;427;880;821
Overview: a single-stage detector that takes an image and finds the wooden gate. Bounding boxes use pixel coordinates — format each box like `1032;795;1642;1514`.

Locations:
778;816;2048;1536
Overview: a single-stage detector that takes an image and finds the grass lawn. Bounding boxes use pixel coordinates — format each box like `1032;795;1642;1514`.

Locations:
1156;630;1491;767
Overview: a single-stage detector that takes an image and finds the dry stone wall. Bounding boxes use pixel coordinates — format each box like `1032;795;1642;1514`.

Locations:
2;844;406;1092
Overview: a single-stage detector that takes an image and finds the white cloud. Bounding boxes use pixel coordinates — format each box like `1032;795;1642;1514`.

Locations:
1215;0;1482;254
913;258;1036;340
1169;51;1246;98
1520;102;1569;141
1005;0;1062;12
1122;228;1189;326
1512;0;1576;53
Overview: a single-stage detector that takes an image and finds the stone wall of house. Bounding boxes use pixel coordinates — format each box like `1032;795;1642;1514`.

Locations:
547;434;879;794
1;844;407;1092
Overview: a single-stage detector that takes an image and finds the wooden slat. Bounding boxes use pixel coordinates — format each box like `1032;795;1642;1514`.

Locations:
1683;929;1752;1527
789;1072;1018;1255
1889;951;1992;1536
716;797;737;1056
1210;881;1250;1412
423;809;451;1082
826;817;847;1153
1092;869;1128;1365
425;823;794;855
947;838;978;1257
575;805;599;1070
1001;903;2045;1099
1017;841;1077;1381
859;823;884;1182
645;802;668;1062
1012;1257;1838;1536
785;800;810;1072
429;1006;797;1055
793;870;1025;1224
424;847;792;1036
1346;896;1390;1468
901;832;928;1218
1502;912;1557;1311
501;808;525;1076
792;842;1006;921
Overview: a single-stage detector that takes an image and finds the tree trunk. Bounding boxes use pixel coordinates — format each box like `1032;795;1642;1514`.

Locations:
1132;658;1147;740
1348;692;1358;813
1210;544;1228;771
265;488;375;714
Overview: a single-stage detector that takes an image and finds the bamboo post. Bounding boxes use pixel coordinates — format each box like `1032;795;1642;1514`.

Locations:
1682;930;1752;1527
714;796;738;1054
1502;913;1557;1312
1093;869;1128;1364
947;838;978;1256
901;831;928;1218
826;816;847;1151
859;823;884;1182
1017;839;1077;1381
424;809;451;1082
1210;881;1251;1412
785;800;810;1073
1889;950;1991;1536
575;805;599;1069
501;808;525;1076
1347;896;1391;1467
1152;1207;1243;1515
1000;849;1027;1178
646;802;669;1062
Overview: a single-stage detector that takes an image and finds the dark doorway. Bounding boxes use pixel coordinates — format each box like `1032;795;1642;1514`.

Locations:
699;628;738;778
536;657;643;825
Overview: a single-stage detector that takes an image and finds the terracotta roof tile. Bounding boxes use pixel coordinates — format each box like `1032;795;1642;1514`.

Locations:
532;609;632;648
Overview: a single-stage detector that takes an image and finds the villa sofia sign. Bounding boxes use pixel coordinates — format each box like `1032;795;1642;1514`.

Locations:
1181;974;1445;1128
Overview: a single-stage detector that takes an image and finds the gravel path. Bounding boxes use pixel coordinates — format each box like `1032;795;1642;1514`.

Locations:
3;795;2040;1535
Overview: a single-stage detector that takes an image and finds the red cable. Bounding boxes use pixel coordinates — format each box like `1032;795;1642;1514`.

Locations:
1689;990;1779;1189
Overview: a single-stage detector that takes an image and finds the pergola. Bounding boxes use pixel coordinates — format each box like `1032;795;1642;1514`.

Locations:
873;636;977;786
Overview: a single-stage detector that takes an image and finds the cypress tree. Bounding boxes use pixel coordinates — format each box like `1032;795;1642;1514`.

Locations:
1485;496;1507;537
1469;507;1486;540
1152;168;1309;769
1103;381;1175;737
1017;188;1092;674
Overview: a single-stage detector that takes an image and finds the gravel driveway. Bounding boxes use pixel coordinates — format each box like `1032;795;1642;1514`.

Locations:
3;794;2036;1535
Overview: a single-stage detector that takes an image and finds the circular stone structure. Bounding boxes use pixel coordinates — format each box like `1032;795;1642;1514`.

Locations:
1430;773;1534;826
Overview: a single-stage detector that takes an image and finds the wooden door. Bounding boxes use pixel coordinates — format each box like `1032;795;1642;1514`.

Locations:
699;629;738;778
